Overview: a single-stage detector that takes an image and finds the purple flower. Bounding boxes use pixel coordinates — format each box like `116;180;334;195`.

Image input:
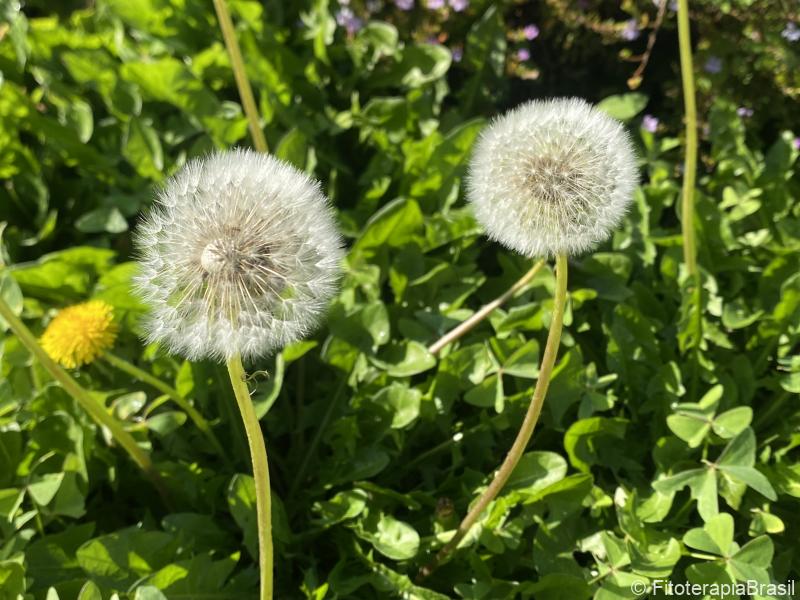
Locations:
621;19;640;41
736;107;754;118
516;48;531;62
426;0;445;8
782;22;800;42
394;0;414;9
335;7;363;34
642;114;659;133
704;56;722;74
452;46;463;62
523;24;540;40
793;137;800;150
449;0;468;11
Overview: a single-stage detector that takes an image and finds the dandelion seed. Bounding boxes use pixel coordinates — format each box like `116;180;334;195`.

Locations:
41;300;118;368
467;98;638;257
135;149;344;362
736;106;754;118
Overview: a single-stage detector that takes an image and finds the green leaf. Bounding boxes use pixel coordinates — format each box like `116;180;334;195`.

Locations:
372;383;422;428
717;465;777;500
711;407;752;438
370;341;435;377
597;93;649;121
505;452;567;494
352;198;424;256
354;512;419;560
75;207;129;234
314;489;369;527
77;580;102;600
683;513;734;557
0;272;23;332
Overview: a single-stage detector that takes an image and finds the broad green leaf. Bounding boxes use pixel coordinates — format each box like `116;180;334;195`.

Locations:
372;383;421;428
354;512;419;560
683;513;734;557
597;93;649;121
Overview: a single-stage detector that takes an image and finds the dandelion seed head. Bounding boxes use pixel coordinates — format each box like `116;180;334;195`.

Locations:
40;300;118;368
134;149;344;362
467;98;638;257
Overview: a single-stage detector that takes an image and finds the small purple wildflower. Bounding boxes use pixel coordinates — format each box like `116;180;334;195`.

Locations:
426;0;445;8
642;114;659;133
782;22;800;42
793;137;800;150
704;56;722;74
516;48;531;62
621;19;640;41
394;0;414;9
335;7;363;34
452;46;463;62
449;0;468;12
523;24;540;40
736;107;754;118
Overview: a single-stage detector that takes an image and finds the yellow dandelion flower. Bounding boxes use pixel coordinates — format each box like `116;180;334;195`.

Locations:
40;300;118;369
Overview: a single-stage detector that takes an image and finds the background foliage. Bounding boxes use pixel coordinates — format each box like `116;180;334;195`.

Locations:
1;0;798;598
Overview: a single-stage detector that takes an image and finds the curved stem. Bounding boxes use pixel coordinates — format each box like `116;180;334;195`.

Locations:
418;254;568;580
227;353;273;600
677;0;698;277
102;351;228;462
428;259;546;355
212;0;268;153
0;297;162;490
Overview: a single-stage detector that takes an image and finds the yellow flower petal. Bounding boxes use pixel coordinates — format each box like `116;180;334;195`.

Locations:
40;300;118;368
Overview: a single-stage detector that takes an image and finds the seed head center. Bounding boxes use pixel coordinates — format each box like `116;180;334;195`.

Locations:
201;239;237;275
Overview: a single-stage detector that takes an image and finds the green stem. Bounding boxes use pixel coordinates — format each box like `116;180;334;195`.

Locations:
677;0;702;402
102;351;228;463
677;0;698;277
0;297;162;490
213;0;268;153
428;258;547;355
227;353;273;600
418;254;568;580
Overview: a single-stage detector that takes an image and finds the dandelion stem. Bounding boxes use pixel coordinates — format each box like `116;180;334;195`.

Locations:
428;259;546;355
226;353;273;600
418;254;568;580
677;0;702;401
102;351;228;463
677;0;698;277
0;296;162;491
213;0;269;153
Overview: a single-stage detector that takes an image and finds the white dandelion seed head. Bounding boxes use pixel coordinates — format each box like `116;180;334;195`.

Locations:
467;97;638;257
134;149;344;362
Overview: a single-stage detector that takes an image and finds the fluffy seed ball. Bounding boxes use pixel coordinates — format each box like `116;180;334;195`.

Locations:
467;98;638;257
134;149;344;362
41;300;118;368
